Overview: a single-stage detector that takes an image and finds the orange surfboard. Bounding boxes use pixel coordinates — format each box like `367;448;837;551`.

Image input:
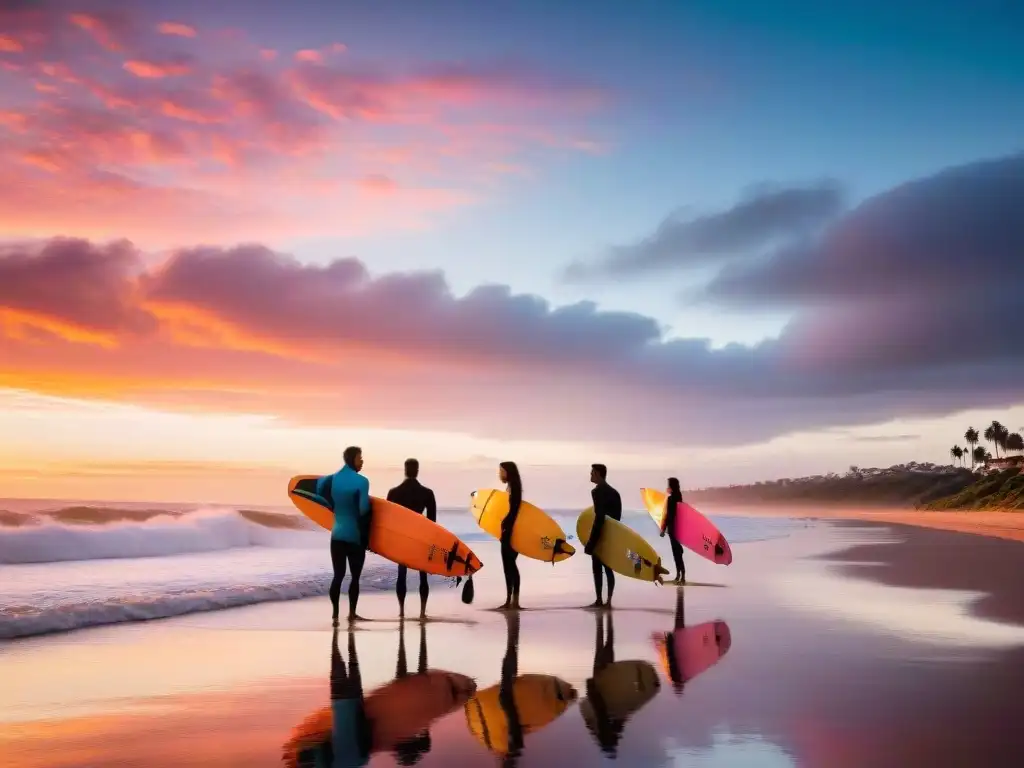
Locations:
282;670;476;766
288;475;483;577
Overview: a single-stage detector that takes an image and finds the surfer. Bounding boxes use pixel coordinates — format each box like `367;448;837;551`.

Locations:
584;463;622;609
498;610;526;766
660;477;685;584
498;461;523;611
584;610;625;755
391;621;432;765
318;446;372;626
387;458;437;618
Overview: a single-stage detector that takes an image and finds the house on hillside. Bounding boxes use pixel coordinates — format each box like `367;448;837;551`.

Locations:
982;455;1024;473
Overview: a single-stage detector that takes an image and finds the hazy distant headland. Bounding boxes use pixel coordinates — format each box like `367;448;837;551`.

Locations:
686;462;977;509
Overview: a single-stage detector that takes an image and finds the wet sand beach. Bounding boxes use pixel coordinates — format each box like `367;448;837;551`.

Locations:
2;519;1023;767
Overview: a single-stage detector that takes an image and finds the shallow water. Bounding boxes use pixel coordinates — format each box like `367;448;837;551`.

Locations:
2;519;1023;766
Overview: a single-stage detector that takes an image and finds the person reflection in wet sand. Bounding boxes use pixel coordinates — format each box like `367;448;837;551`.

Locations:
498;611;526;766
292;629;372;768
392;621;431;766
584;610;624;755
664;587;687;695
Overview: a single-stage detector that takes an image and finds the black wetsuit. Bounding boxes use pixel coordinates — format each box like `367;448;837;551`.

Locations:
587;481;622;602
498;613;524;766
392;623;431;765
500;489;521;604
386;478;437;614
664;489;685;580
585;612;624;755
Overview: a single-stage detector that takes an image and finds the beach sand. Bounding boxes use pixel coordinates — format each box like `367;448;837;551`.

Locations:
2;519;1023;767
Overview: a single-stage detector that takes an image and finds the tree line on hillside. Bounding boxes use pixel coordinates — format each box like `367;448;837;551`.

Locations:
949;420;1024;468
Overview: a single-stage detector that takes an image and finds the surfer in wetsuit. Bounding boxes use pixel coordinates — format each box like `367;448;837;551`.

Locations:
660;477;685;584
498;461;523;611
585;463;622;609
387;458;437;619
498;610;525;766
584;609;625;755
391;621;432;765
318;446;372;626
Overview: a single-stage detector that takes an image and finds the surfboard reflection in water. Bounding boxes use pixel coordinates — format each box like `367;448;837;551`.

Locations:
651;588;733;695
282;622;476;768
464;611;578;765
579;610;660;756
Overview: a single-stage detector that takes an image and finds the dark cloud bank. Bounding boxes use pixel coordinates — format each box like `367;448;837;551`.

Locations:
2;153;1023;446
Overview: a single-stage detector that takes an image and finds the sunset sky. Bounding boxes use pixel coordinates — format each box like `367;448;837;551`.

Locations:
1;0;1023;506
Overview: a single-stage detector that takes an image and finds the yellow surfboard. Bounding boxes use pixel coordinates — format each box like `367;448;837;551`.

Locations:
576;507;668;583
470;489;575;562
464;674;577;755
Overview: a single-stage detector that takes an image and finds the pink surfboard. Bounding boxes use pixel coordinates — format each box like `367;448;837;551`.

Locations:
641;488;733;565
651;620;732;690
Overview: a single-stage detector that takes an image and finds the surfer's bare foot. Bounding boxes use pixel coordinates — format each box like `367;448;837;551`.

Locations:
331;615;340;627
585;600;603;609
347;613;367;624
419;608;427;620
496;602;511;611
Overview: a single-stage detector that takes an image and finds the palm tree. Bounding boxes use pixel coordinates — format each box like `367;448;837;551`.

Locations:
964;427;979;467
1007;432;1024;454
950;446;964;466
973;445;988;467
984;420;1006;458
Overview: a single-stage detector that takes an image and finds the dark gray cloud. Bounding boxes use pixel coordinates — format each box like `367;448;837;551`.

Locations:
562;180;845;281
2;153;1023;447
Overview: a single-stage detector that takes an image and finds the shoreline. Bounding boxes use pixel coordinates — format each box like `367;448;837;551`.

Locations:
707;503;1024;543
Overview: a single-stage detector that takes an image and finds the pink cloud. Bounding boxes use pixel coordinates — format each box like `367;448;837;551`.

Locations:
294;49;322;63
123;59;191;79
259;49;278;61
357;174;399;194
68;12;127;53
157;22;197;39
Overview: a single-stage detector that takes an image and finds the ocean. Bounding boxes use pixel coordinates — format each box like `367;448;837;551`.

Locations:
0;498;806;640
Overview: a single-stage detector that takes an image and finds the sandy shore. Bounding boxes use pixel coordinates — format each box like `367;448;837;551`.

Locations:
2;520;1023;767
712;504;1024;543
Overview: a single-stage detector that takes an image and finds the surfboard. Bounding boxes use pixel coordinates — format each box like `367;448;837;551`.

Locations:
282;669;476;767
469;489;575;562
640;488;733;566
288;475;483;577
651;620;732;689
576;506;669;583
464;674;577;755
579;660;660;728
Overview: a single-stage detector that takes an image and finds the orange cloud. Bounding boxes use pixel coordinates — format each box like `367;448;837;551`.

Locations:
0;34;24;52
157;21;197;38
123;59;191;79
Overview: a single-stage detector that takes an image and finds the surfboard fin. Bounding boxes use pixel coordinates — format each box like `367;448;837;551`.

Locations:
461;574;475;604
551;538;571;563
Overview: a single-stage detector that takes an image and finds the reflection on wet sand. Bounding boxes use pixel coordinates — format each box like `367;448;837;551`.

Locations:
464;610;578;765
283;622;476;767
652;587;732;694
579;609;660;757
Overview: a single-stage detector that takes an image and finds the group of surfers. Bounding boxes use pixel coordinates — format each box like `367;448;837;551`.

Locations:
314;446;689;627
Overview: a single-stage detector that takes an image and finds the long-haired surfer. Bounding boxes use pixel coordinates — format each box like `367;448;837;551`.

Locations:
387;458;437;619
392;621;432;765
659;477;685;584
498;461;523;610
498;610;525;765
318;446;372;626
584;463;622;609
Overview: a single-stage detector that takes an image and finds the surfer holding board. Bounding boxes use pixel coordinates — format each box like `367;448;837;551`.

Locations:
585;464;622;608
661;478;686;584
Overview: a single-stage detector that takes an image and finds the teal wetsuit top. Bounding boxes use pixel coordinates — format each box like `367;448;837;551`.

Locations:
317;466;371;545
330;699;369;768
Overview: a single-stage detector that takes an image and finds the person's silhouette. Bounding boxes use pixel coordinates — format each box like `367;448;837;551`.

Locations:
664;587;686;695
584;610;626;755
392;622;432;765
498;610;525;766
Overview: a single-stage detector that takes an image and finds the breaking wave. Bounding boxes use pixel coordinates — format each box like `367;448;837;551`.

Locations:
0;506;319;564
